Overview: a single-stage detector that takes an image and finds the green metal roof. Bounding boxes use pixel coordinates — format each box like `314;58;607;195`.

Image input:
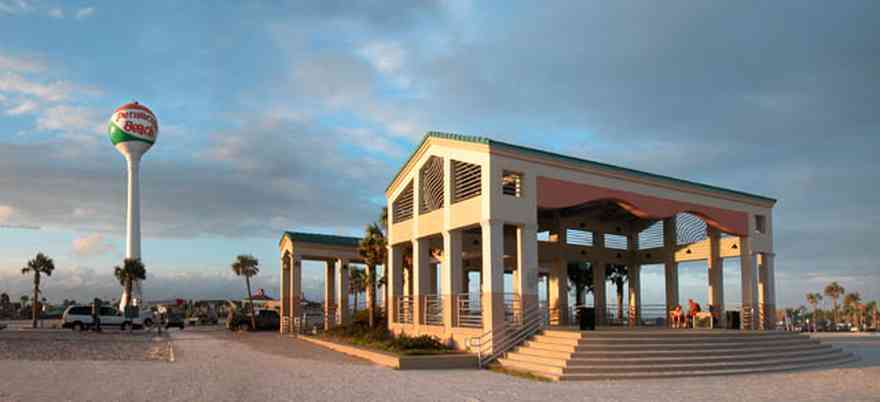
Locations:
386;131;776;204
281;231;361;247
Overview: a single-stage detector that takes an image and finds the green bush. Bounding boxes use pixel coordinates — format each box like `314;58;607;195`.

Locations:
322;323;451;355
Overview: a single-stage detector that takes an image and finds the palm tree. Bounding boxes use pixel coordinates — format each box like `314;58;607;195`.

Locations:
606;264;628;320
824;282;845;324
231;254;260;329
358;220;387;328
21;252;55;328
867;300;879;330
806;292;822;332
0;293;10;318
349;267;367;314
114;258;147;314
567;262;594;306
843;292;862;329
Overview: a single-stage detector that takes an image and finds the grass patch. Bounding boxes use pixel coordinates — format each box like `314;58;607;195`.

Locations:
319;311;455;356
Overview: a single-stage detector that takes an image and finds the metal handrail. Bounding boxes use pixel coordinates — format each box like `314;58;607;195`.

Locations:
456;293;482;328
424;295;443;326
397;296;414;324
467;303;546;368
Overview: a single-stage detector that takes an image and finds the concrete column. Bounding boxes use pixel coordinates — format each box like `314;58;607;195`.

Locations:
442;229;463;329
481;219;505;349
758;253;776;330
516;224;539;316
387;244;403;325
593;262;607;325
707;227;725;328
335;259;350;326
548;259;568;326
324;261;336;330
663;217;679;327
412;237;430;325
740;236;758;330
290;255;302;329
627;233;641;327
280;253;290;334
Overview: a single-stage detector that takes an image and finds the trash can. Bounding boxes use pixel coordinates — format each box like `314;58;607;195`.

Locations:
726;311;740;329
576;307;596;330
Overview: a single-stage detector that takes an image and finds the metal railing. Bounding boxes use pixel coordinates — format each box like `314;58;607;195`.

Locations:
456;293;482;328
397;296;414;324
504;293;522;325
424;295;443;326
468;303;546;368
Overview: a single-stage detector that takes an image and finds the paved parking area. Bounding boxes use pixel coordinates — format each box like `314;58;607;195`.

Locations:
0;328;877;402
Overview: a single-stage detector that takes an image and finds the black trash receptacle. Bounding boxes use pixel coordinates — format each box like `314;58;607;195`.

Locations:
576;307;596;330
726;311;740;329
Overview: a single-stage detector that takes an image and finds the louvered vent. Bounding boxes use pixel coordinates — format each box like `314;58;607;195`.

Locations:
502;171;523;197
638;220;664;250
566;229;593;246
392;181;414;223
419;156;444;214
605;233;629;250
676;212;707;245
452;160;481;203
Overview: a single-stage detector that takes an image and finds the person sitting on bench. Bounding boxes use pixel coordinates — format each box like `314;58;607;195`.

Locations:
671;304;684;328
687;299;702;328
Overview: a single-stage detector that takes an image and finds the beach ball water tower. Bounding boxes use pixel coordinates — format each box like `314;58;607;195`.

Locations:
108;102;158;307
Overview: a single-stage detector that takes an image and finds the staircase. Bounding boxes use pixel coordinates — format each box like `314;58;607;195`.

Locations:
496;329;857;381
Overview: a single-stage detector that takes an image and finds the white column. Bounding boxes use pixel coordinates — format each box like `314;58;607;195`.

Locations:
740;236;758;330
758;253;776;330
548;259;568;326
324;261;336;330
516;224;539;317
335;259;349;326
627;233;641;326
707;227;725;328
387;244;403;325
442;229;463;329
290;255;302;328
412;237;430;325
663;217;679;327
279;253;290;334
481;220;505;347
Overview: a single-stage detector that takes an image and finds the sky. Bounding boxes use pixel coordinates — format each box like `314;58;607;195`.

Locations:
0;1;878;309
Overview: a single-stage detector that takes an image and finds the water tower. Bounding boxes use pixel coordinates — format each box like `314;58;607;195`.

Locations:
108;102;158;307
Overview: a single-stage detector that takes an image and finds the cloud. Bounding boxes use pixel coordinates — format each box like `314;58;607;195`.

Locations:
5;99;38;115
74;7;93;19
35;104;103;134
0;0;33;15
47;7;62;18
0;205;13;223
0;73;81;102
72;233;115;257
0;53;46;73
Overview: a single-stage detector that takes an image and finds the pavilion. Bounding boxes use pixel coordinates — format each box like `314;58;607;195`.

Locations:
279;132;777;355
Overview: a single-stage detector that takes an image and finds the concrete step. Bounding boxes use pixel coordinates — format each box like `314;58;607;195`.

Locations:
566;342;832;359
496;357;565;376
530;334;583;346
560;350;852;374
503;352;568;367
564;347;844;367
512;345;573;360
576;334;807;345
570;338;819;352
556;354;858;381
566;330;800;338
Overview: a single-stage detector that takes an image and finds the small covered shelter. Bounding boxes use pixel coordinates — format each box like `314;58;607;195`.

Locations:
278;231;364;334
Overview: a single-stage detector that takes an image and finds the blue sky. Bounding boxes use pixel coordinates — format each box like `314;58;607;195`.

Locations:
1;1;878;309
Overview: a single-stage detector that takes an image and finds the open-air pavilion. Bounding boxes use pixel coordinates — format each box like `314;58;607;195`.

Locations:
381;132;777;354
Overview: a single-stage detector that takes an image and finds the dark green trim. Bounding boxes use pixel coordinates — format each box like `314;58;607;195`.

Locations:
280;231;361;247
385;131;776;204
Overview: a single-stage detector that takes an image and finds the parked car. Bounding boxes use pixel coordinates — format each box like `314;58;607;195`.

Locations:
227;309;279;331
62;305;143;331
164;311;185;330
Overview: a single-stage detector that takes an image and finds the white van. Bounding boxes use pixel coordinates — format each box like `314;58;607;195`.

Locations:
62;305;144;331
